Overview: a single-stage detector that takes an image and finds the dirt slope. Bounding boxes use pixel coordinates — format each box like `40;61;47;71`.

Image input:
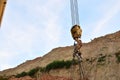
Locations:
0;31;120;80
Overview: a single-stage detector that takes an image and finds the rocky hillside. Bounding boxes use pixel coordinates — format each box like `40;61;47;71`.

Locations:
0;30;120;80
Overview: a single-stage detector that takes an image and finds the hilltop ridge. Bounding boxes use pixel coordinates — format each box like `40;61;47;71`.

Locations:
0;30;120;80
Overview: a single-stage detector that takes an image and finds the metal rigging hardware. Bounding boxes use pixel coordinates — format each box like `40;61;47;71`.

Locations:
70;0;88;80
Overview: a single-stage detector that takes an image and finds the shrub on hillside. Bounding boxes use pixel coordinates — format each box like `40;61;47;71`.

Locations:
97;54;106;62
0;76;8;80
15;67;42;78
45;60;65;72
45;60;73;72
97;54;106;65
28;67;39;77
15;60;73;77
15;72;27;78
115;51;120;63
65;60;72;69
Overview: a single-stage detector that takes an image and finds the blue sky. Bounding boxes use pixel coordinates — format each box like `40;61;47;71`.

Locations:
0;0;120;71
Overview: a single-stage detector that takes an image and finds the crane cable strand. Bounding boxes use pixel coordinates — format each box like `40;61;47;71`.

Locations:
75;0;79;25
70;0;80;25
70;0;74;25
70;0;85;79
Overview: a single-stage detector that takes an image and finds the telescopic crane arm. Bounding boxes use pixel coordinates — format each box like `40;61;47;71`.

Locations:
0;0;7;27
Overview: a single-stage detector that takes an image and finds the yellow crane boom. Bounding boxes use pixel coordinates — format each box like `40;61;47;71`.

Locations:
0;0;7;26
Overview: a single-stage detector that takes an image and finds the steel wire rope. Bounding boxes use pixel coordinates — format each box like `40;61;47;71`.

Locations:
70;0;75;25
70;0;80;26
74;0;79;25
70;0;85;79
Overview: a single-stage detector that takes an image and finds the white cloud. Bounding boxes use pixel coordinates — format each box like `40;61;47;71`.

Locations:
92;0;120;35
0;64;13;71
4;0;65;52
0;51;17;71
0;0;67;71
